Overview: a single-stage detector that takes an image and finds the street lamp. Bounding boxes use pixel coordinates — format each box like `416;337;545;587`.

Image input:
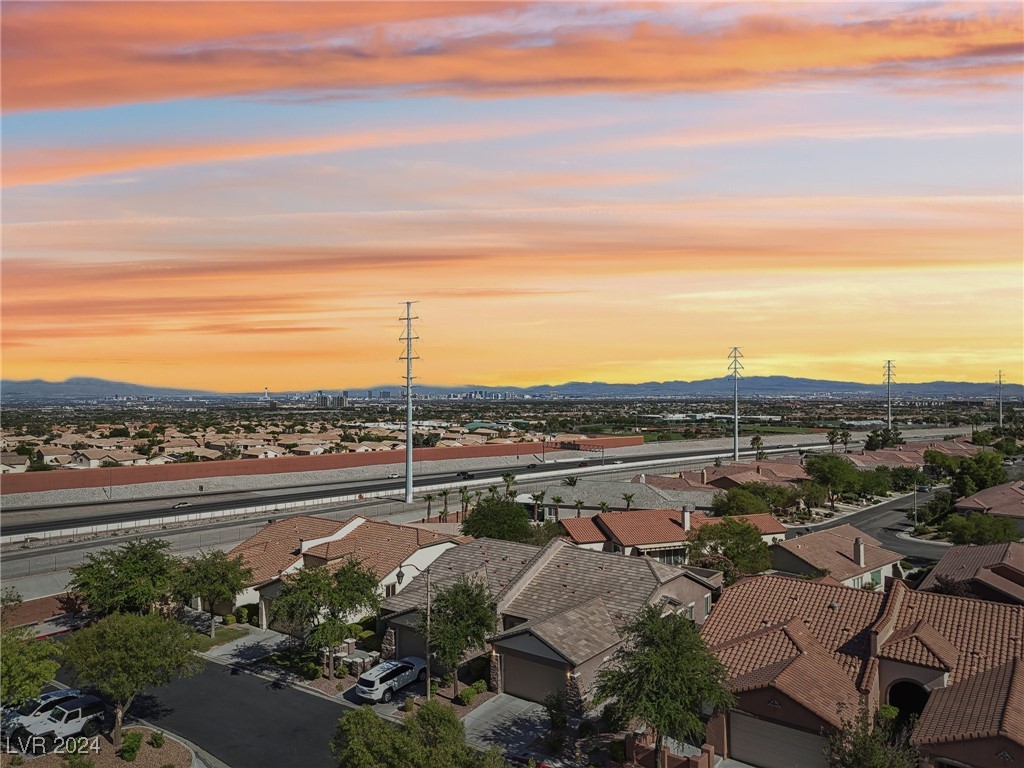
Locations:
395;563;431;702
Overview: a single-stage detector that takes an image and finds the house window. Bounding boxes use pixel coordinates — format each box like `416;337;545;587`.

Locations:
687;603;695;621
852;576;864;588
871;570;882;586
704;594;712;616
385;582;397;598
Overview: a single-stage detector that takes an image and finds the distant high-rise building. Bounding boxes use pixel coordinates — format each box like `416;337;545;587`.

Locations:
379;390;393;400
263;387;269;399
342;390;349;398
367;390;373;399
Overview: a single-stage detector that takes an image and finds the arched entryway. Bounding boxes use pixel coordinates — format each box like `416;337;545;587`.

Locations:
887;680;930;730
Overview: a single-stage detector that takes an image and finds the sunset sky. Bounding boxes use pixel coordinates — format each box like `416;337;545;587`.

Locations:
2;1;1021;392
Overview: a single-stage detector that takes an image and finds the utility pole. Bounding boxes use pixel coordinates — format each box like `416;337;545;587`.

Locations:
998;370;1004;431
400;301;419;504
728;347;743;461
884;360;896;430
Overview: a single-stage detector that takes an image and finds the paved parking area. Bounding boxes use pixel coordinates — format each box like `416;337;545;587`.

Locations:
462;694;549;761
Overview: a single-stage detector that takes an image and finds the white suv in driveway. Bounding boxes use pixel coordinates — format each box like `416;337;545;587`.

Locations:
24;695;108;743
1;689;82;739
354;657;426;703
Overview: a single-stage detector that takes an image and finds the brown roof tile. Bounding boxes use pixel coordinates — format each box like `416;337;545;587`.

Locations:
879;619;960;671
559;517;605;544
491;597;622;665
304;519;455;580
918;542;1024;603
227;515;344;586
773;524;901;581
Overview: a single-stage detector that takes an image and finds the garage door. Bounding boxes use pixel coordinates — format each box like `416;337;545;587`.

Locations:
395;626;426;660
730;712;826;768
502;655;566;703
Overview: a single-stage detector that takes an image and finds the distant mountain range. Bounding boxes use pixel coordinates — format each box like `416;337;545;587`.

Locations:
2;376;1019;400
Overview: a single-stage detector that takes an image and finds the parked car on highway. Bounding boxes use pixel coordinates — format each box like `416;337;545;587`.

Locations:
354;657;426;703
1;690;82;739
527;464;538;469
22;695;108;743
172;501;191;509
578;461;589;467
612;460;624;464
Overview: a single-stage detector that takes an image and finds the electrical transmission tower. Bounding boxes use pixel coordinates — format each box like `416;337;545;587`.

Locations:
883;360;896;430
728;347;743;461
400;301;419;504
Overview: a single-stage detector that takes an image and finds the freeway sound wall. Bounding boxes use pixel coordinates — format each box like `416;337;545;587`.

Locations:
0;436;643;495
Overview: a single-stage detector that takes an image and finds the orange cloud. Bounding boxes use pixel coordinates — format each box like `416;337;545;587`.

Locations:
3;3;1021;112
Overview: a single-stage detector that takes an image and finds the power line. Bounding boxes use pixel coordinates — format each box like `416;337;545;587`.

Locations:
728;347;743;461
399;301;419;504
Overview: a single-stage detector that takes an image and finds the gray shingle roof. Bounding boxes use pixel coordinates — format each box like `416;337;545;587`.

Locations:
491;598;621;665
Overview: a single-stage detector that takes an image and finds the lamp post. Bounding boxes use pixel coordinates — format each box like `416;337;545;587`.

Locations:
396;563;431;702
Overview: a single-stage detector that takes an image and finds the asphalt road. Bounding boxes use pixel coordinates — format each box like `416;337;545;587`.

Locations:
56;662;350;768
3;443;828;536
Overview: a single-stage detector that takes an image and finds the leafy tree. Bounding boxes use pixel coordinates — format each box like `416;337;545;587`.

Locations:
99;458;121;468
799;482;828;510
460;497;532;542
107;427;131;438
924;449;962;477
890;466;923;492
1;589;61;707
742;481;795;511
687;518;771;585
62;613;202;746
711;487;770;517
940;514;1020;546
930;574;971;597
950;452;1007;499
594;607;734;756
272;561;381;679
176;550;254;638
859;467;892;497
865;428;904;451
422;576;496;697
805;455;861;510
825;702;918;768
68;539;179;617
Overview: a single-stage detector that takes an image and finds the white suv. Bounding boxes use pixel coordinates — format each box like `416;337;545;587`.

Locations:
354;657;426;703
1;689;82;739
24;695;108;742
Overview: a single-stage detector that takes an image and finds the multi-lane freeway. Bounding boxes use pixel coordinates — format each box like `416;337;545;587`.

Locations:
1;442;839;537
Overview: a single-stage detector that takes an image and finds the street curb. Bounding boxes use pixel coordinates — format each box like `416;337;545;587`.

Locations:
198;651;355;708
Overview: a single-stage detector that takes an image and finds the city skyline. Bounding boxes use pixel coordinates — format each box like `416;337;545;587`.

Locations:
2;2;1022;391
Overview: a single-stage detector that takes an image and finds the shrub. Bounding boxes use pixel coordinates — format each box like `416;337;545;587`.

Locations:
402;696;416;712
148;730;165;748
608;740;626;763
457;688;477;707
543;731;564;754
577;720;595;738
234;606;248;624
471;679;488;695
223;613;236;625
429;680;440;696
119;731;144;762
878;705;900;722
601;702;628;733
544;690;568;732
10;756;25;767
302;662;321;680
61;754;93;768
357;629;375;641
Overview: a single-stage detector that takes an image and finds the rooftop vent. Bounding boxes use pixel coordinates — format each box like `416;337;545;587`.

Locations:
828;601;839;611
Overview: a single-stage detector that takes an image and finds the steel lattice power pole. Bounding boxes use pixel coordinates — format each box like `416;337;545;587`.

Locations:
400;302;419;504
728;347;743;461
998;370;1004;430
884;360;896;430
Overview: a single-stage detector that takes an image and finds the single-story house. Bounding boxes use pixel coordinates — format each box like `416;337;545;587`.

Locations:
226;515;459;631
70;449;148;468
917;542;1024;605
954;481;1024;536
560;508;787;565
700;575;1024;768
36;446;74;465
770;524;903;588
381;537;723;711
0;452;28;473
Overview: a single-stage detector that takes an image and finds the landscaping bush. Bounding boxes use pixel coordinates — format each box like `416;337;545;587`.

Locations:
402;696;416;712
470;679;488;695
119;731;144;762
544;690;568;732
234;602;260;626
360;633;381;653
608;740;626;763
234;606;248;624
543;731;564;754
148;731;165;748
457;687;477;707
61;754;93;768
223;613;236;625
301;662;321;680
429;680;440;696
601;702;628;733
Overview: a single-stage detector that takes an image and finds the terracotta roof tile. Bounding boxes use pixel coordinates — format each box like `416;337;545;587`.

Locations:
773;524;901;581
559;517;605;544
879;619;960;671
954;480;1024;520
305;519;455;580
227;515;344;586
918;542;1021;592
567;509;785;548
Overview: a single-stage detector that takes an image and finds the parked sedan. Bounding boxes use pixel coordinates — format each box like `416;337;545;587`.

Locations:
354;657;426;703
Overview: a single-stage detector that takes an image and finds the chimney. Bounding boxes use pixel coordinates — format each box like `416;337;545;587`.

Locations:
640;473;646;483
701;468;707;484
854;537;865;567
682;505;692;532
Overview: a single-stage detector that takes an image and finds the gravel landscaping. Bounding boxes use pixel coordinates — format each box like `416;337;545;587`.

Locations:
1;727;190;768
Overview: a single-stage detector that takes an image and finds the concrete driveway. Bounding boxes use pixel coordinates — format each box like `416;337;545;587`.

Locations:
462;694;549;761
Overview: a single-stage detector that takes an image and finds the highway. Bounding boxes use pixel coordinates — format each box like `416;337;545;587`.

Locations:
1;442;834;536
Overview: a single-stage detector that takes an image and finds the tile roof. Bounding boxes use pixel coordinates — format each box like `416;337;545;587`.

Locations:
636;474;716;491
773;524;901;581
954;481;1024;519
918;542;1024;603
702;575;885;686
304;519;455;580
912;657;1024;748
227;515;345;586
490;598;622;665
561;509;786;548
879;619;960;671
559;517;605;544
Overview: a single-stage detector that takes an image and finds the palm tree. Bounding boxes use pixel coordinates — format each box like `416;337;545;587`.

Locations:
530;491;546;522
423;493;435;519
750;434;765;460
459;486;471;521
550;495;564;522
487;485;499;498
473;490;483;510
502;472;517;499
827;429;840;453
439;488;451;522
574;499;585;518
621;493;635;512
598;501;610;513
840;430;852;453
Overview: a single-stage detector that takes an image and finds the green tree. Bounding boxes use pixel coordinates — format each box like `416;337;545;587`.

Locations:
423;494;435;519
749;434;765;460
890;466;923;492
423;577;496;697
827;429;840;453
940;514;1020;545
839;430;852;452
439;489;452;522
710;487;770;517
687;518;771;585
272;561;381;679
741;482;794;511
805;454;861;510
859;467;892;497
594;607;734;756
460;497;532;542
799;481;828;510
621;492;635;512
549;495;564;522
1;589;61;707
501;472;517;498
573;499;585;518
62;613;202;746
950;452;1007;499
825;702;918;768
865;428;904;451
68;539;179;617
176;550;254;638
